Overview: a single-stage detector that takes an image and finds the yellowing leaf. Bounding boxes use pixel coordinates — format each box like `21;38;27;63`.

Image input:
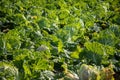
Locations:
58;40;63;53
23;63;32;76
70;45;82;59
6;43;12;50
70;51;79;59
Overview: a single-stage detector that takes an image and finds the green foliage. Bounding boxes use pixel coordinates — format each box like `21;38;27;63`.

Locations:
0;62;19;80
85;42;115;56
83;41;115;65
0;0;120;79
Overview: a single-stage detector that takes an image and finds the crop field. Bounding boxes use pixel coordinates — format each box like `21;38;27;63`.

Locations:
0;0;120;80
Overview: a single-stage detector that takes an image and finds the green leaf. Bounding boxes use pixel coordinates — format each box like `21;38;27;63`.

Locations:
96;30;118;46
23;62;32;77
0;62;19;80
85;41;115;56
70;45;82;59
58;40;63;53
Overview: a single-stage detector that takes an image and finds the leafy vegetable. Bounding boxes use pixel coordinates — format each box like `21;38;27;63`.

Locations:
0;0;120;79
